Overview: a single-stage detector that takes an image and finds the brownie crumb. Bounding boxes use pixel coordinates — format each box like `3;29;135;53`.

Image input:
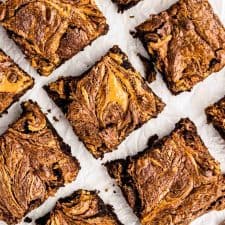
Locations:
130;30;137;38
53;116;59;122
24;217;32;223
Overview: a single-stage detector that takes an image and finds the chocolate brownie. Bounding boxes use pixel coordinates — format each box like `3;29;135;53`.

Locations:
135;0;225;94
112;0;142;11
0;101;80;225
36;190;123;225
45;45;165;158
206;96;225;139
0;49;34;115
106;118;225;225
0;0;108;76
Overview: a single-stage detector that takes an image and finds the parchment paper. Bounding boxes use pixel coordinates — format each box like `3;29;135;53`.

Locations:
0;0;225;224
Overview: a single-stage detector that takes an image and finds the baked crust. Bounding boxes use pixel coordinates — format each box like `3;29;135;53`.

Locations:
0;101;80;225
0;0;108;76
45;45;165;158
0;49;34;115
206;96;225;139
36;190;123;225
136;0;225;94
106;118;225;225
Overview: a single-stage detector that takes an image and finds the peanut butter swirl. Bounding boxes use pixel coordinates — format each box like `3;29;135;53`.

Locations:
45;46;165;158
36;190;123;225
0;0;108;76
0;101;80;225
0;50;34;114
106;119;225;225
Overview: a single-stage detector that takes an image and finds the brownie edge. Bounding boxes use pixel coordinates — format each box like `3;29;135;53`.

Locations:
206;96;225;139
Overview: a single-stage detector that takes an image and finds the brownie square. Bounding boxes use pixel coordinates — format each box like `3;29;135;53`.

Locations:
45;45;165;158
0;49;34;115
206;96;225;139
36;190;123;225
0;100;80;225
136;0;225;94
112;0;142;11
106;118;225;225
0;0;108;76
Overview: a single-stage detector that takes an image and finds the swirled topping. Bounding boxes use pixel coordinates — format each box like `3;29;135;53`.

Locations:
106;118;225;225
0;101;80;225
0;0;108;76
0;50;34;114
36;190;122;225
45;46;165;158
206;96;225;139
136;0;225;94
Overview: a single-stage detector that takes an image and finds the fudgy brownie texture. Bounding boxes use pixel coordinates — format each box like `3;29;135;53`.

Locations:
135;0;225;94
45;45;165;158
0;49;34;115
36;190;123;225
106;118;225;225
0;0;108;76
112;0;142;11
206;96;225;139
0;101;80;225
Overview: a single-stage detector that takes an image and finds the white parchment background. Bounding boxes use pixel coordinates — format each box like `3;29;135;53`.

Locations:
0;0;225;224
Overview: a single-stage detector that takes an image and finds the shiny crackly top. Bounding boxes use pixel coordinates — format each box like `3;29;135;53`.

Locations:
136;0;225;94
0;50;33;114
0;101;80;225
36;190;122;225
206;96;225;139
106;119;225;225
0;0;108;76
45;46;165;158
